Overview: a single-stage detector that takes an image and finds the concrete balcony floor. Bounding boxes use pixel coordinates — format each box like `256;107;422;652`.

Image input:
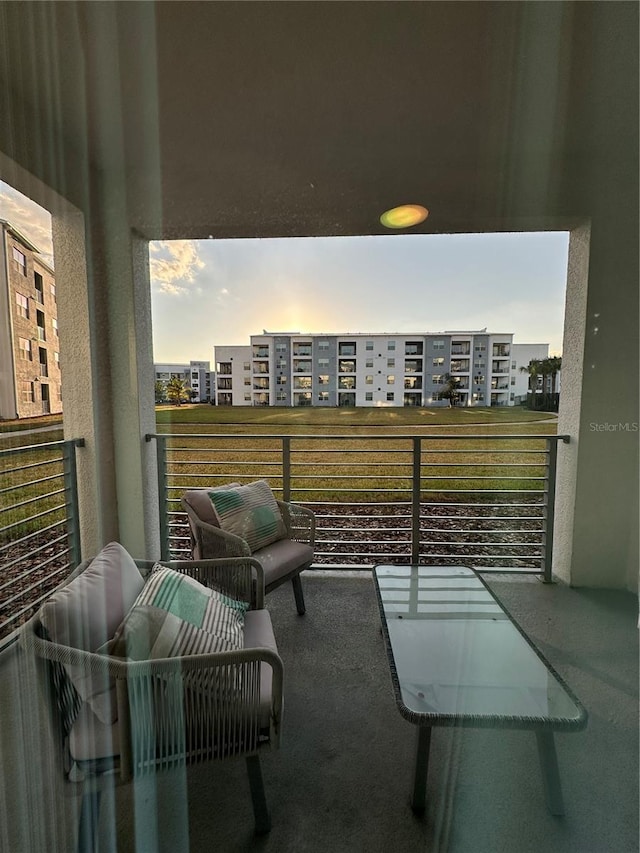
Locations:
0;572;637;852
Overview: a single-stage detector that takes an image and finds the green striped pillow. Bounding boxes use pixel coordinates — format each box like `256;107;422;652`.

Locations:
207;480;287;553
110;565;247;658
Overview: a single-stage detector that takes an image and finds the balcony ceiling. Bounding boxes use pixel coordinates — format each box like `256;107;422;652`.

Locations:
0;2;637;241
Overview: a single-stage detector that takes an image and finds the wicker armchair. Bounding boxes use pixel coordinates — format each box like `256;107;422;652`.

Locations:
182;486;316;615
21;552;283;851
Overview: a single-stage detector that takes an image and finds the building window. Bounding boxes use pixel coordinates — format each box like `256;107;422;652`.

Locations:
34;272;44;303
366;341;373;351
50;284;56;302
386;392;395;401
510;392;515;401
366;358;373;368
276;358;286;369
276;390;287;401
18;338;32;361
20;380;34;403
365;392;373;401
475;374;485;384
387;341;396;351
432;374;443;385
244;393;251;401
318;375;329;385
244;362;251;371
387;358;395;368
387;375;395;385
52;318;58;337
510;377;516;386
275;342;287;353
474;344;486;351
338;359;355;373
13;247;26;275
512;361;517;370
276;375;287;385
338;341;356;357
318;391;329;402
37;310;46;340
433;340;444;350
244;377;251;385
54;351;60;365
365;375;373;385
338;376;355;390
318;340;329;351
16;292;29;319
318;357;329;368
38;347;48;377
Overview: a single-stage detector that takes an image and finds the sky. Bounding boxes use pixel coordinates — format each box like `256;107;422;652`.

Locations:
1;181;569;363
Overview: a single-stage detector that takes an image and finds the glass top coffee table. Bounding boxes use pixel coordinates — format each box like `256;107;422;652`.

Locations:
373;565;587;815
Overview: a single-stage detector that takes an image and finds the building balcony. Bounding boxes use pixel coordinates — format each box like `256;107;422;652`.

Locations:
492;345;511;357
0;431;636;853
451;344;471;355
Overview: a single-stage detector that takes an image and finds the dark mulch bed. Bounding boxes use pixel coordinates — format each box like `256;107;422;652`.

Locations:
1;498;545;643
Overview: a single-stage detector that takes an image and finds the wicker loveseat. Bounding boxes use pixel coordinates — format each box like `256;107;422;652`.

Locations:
21;543;283;851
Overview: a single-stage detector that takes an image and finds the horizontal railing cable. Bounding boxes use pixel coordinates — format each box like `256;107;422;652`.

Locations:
0;438;83;646
148;431;568;581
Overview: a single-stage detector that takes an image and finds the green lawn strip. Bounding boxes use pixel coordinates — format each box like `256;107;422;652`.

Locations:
0;443;67;539
156;404;554;428
0;414;63;433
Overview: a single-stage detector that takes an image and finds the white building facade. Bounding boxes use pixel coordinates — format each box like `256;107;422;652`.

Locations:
154;360;214;403
215;331;541;407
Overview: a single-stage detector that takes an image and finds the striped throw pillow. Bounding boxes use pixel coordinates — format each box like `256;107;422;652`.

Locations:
110;565;247;659
207;480;287;553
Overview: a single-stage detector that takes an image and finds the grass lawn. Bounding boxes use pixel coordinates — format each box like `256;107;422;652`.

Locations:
156;404;556;431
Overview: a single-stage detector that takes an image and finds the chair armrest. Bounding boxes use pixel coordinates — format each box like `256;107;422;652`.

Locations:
117;646;284;778
158;557;265;610
182;501;252;559
276;501;316;547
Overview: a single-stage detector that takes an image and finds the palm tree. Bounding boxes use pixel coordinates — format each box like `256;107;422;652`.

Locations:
520;359;543;409
166;377;189;406
544;355;562;393
438;373;461;407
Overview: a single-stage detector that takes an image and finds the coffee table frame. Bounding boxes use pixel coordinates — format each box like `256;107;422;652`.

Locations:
372;565;588;816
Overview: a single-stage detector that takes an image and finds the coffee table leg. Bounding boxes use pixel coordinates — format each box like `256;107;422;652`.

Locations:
535;731;565;816
412;726;432;813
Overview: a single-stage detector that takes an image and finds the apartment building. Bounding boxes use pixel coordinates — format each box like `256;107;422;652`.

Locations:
511;343;552;403
0;221;61;420
214;331;540;407
154;360;214;403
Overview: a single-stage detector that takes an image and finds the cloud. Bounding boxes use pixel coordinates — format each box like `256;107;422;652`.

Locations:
149;240;206;295
0;182;54;267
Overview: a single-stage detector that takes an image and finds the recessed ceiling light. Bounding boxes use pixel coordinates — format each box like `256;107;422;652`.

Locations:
380;204;429;229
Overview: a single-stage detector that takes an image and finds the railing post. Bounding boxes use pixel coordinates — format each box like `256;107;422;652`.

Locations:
151;434;170;560
282;436;291;503
541;436;562;583
63;438;84;566
411;437;422;564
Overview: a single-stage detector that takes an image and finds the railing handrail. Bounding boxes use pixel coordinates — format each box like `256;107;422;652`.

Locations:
147;433;570;442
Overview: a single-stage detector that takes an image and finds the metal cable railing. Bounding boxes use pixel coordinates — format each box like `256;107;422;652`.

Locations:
0;438;83;644
147;432;569;581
